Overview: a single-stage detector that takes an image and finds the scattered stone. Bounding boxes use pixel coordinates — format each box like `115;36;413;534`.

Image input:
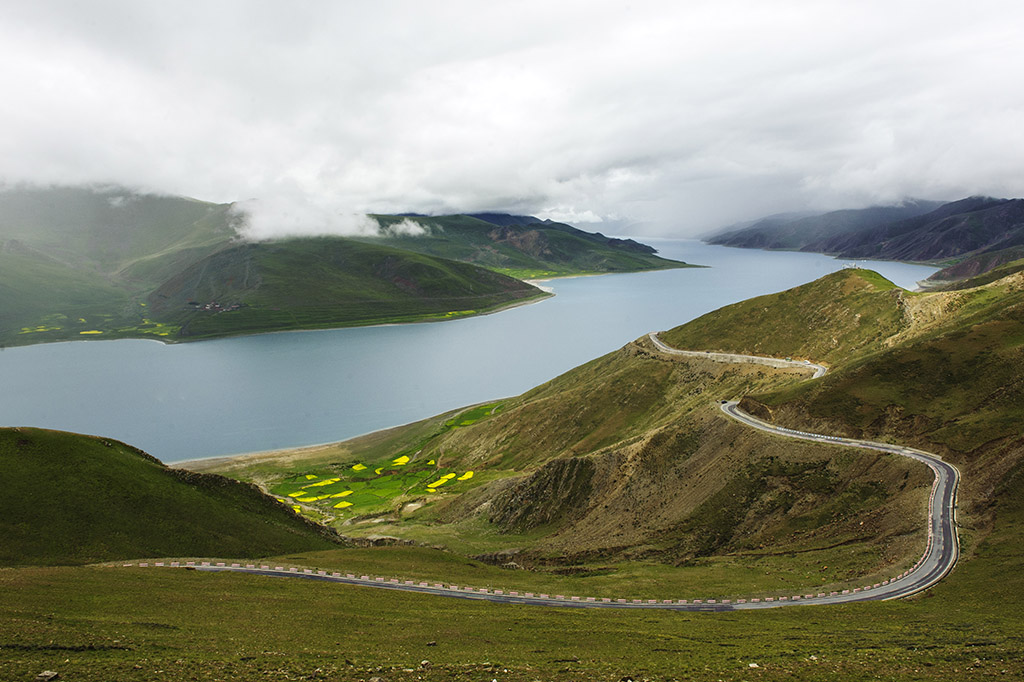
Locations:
748;662;760;668
35;673;59;682
426;640;437;646
368;677;383;682
420;659;431;669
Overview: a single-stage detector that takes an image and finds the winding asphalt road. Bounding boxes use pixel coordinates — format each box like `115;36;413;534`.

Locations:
124;334;960;610
646;332;829;378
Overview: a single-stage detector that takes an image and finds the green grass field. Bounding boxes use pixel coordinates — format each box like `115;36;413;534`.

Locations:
1;499;1022;682
250;403;506;521
0;428;340;567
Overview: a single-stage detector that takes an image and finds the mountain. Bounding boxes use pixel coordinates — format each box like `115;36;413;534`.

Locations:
363;213;687;278
144;237;542;340
0;185;236;279
925;250;1024;290
0;427;340;566
708;196;1024;284
3;187;621;346
816;196;1024;261
1;187;688;347
708;200;945;250
463;212;545;227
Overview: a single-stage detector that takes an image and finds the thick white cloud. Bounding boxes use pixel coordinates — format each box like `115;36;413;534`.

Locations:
1;0;1023;236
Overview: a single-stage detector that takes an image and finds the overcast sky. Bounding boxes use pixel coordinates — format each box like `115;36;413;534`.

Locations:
1;1;1022;236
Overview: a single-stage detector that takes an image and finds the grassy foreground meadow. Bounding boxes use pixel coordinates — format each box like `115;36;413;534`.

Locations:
2;503;1022;682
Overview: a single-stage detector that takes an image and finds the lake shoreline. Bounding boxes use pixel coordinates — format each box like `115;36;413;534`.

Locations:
2;241;939;463
4;289;554;350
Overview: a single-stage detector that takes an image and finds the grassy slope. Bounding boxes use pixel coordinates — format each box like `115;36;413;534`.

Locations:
658;265;1024;585
0;247;134;340
145;237;545;339
0;428;340;566
204;267;1022;583
742;274;1024;547
0;186;238;345
205;301;931;591
0;486;1021;681
366;214;691;277
659;269;907;364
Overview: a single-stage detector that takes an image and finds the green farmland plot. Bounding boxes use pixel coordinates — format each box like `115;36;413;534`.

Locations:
270;459;475;518
206;401;502;523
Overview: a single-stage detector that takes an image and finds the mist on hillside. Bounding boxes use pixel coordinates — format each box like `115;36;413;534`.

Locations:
231;198;429;241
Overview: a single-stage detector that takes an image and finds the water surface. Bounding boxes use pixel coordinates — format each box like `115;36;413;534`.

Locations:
0;241;937;462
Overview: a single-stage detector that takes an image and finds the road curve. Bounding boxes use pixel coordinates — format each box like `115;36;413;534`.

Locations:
718;400;960;605
117;335;959;610
647;332;829;378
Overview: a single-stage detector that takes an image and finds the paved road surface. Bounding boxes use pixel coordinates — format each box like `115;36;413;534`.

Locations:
647;332;828;378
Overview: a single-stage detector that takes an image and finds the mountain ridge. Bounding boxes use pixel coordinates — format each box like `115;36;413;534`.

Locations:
707;196;1024;283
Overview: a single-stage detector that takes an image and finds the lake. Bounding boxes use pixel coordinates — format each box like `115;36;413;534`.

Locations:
0;241;937;462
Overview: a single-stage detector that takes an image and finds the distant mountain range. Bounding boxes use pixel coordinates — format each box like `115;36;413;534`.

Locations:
0;185;687;346
707;196;1024;284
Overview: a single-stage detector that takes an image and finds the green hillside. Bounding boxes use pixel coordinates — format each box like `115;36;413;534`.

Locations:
365;213;690;278
1;187;687;347
659;268;906;364
0;185;235;277
144;237;543;339
0;187;547;346
0;428;341;566
0;186;239;346
0;245;133;337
